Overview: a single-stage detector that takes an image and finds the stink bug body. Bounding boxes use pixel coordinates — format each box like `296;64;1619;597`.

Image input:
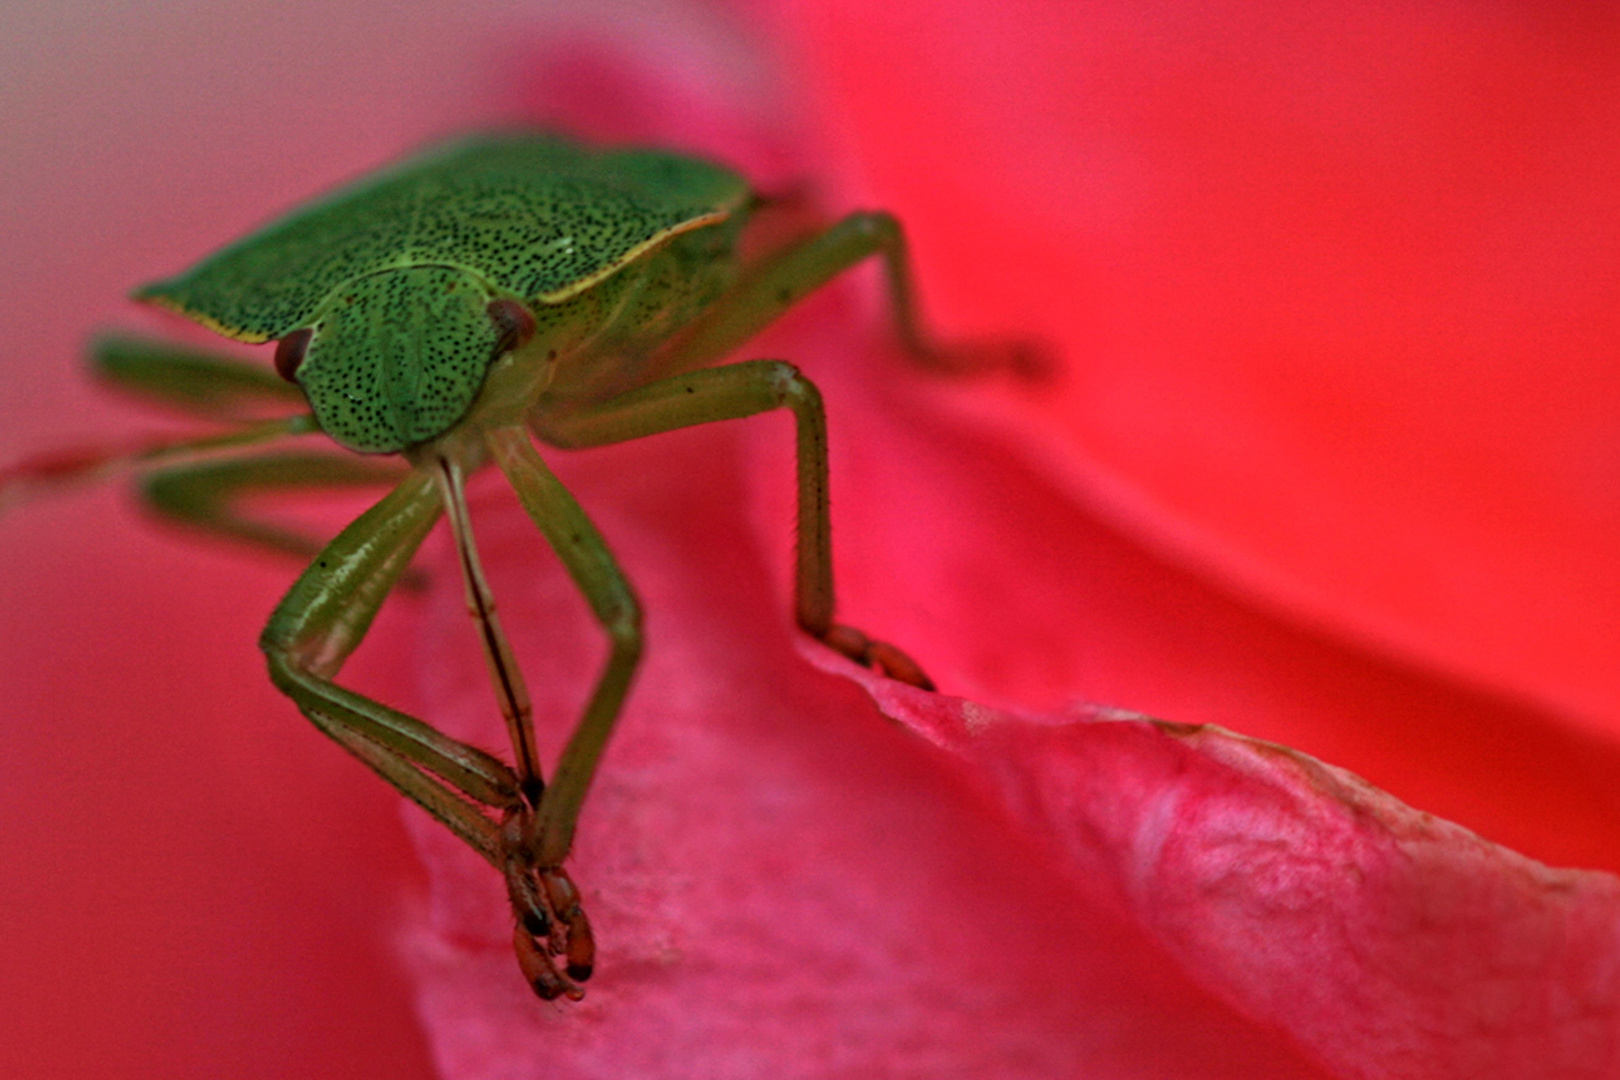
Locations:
5;132;1014;1000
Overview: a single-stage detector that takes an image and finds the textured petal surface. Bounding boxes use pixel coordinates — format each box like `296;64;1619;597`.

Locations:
398;310;1620;1077
399;419;1331;1079
857;674;1620;1079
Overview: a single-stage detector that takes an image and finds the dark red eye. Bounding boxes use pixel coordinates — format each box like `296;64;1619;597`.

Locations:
275;328;313;382
487;299;537;355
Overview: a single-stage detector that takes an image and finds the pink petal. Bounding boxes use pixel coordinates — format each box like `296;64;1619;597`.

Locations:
398;321;1620;1076
389;39;1620;1070
6;7;1617;1077
857;670;1620;1078
398;425;1332;1078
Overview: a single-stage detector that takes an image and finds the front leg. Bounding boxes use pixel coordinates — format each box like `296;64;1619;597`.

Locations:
533;361;934;690
262;468;591;1000
482;426;643;870
259;471;524;858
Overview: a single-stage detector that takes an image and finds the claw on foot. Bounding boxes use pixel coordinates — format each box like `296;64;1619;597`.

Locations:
822;624;936;691
503;814;594;1001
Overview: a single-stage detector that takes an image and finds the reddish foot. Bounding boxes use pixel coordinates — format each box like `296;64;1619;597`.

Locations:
821;624;936;692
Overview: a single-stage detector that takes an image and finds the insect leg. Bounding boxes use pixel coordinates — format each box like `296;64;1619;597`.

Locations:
429;454;544;805
261;470;524;860
483;426;642;867
141;451;408;562
304;708;505;864
534;360;933;690
0;414;317;513
657;211;1037;377
90;333;308;419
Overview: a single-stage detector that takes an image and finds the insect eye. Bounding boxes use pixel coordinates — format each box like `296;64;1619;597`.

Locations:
487;299;537;356
274;328;313;382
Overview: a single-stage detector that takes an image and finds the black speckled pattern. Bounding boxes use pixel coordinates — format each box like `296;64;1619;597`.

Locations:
134;133;749;342
295;265;501;452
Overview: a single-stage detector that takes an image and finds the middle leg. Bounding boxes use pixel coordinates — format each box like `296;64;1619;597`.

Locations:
533;360;933;689
653;211;1041;379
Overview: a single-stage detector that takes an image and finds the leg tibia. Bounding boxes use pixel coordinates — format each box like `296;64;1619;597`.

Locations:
144;451;406;561
485;427;643;866
534;361;832;635
261;470;524;828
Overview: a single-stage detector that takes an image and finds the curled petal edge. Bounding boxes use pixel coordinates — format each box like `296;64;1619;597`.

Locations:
819;647;1620;1080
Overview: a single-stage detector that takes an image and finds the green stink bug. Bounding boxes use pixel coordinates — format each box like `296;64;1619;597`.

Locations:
5;132;1006;1001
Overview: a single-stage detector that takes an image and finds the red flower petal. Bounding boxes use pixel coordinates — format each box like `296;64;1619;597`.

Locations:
397;322;1620;1076
8;6;1619;1077
383;28;1620;1075
397;425;1331;1077
765;0;1620;733
860;672;1620;1077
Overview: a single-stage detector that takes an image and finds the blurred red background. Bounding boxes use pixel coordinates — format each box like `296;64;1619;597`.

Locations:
764;0;1620;731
